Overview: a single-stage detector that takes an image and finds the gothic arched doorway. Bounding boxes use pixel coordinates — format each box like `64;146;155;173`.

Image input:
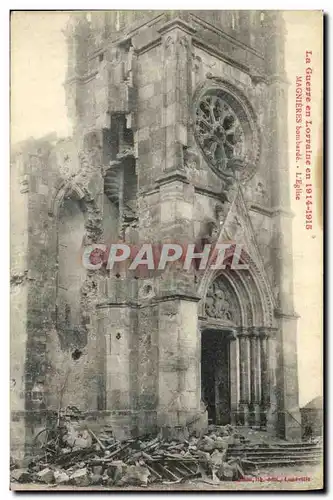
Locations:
199;269;276;429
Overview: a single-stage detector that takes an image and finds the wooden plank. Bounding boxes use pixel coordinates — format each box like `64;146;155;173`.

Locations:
163;466;180;481
146;464;162;481
154;463;178;481
173;466;188;478
177;462;197;474
87;428;106;451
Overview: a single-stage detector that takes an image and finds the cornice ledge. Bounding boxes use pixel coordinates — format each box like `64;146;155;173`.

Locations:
271;206;295;218
192;37;251;77
266;73;290;86
194;185;228;202
274;309;300;320
249;203;295;218
155;171;190;186
158;18;197;36
153;293;201;303
96;300;138;309
134;37;162;56
190;13;265;60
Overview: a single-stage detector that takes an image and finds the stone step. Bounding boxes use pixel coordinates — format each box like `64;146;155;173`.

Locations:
245;458;322;467
229;452;322;461
229;452;321;460
227;440;322;468
272;443;322;448
229;443;322;450
228;447;322;454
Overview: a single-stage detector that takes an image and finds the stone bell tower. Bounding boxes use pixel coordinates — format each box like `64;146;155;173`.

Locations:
52;10;300;440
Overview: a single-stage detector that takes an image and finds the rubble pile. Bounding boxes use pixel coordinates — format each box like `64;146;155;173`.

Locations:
11;418;258;487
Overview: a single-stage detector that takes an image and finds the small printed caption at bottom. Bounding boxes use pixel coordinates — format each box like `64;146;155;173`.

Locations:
238;476;311;483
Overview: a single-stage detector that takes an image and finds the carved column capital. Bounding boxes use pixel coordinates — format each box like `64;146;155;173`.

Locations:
248;326;261;338
265;327;278;338
236;326;249;338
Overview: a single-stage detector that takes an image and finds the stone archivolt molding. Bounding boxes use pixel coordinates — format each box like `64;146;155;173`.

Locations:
48;145;105;349
201;256;274;329
193;77;261;186
49;145;104;245
201;264;274;329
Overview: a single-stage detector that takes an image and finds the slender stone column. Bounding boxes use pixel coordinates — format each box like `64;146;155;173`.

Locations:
259;328;270;428
238;328;250;426
267;330;278;434
249;328;261;427
228;330;239;425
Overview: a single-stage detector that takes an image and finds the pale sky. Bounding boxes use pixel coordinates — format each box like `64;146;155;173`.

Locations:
11;11;323;406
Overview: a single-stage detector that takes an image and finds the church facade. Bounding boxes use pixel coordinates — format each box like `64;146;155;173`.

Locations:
11;11;302;457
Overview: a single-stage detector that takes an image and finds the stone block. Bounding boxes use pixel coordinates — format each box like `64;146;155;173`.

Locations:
137;56;162;86
177;391;198;411
132;27;160;54
70;468;90;487
37;467;54;484
138;83;155;101
176;123;187;146
164;103;177;127
137;126;150;142
118;465;150;486
106;461;126;482
92;465;103;475
11;468;32;483
54;470;70;485
90;473;103;485
137;106;162;129
14;456;35;469
138;138;151;156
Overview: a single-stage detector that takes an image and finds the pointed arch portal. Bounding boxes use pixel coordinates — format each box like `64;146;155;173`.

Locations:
199;267;276;428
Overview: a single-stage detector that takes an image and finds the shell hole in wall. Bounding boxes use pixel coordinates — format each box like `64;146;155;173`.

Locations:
72;349;83;361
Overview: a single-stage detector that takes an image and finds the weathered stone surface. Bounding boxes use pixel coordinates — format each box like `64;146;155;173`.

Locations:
210;449;225;467
218;462;235;481
118;465;151;486
106;461;126;482
10;468;32;483
90;473;103;485
36;467;54;484
92;465;103;475
197;436;215;452
214;436;229;450
14;456;35;469
54;470;70;485
70;468;90;487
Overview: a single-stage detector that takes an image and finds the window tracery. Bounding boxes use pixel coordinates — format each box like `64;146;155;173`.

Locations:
194;83;260;184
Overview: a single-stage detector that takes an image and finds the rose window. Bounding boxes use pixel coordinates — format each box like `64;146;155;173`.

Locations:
195;94;246;174
193;83;260;183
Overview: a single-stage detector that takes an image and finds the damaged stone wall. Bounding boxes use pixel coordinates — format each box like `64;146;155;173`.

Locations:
11;137;62;456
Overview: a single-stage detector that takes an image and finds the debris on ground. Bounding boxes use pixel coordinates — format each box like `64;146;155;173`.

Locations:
10;408;258;487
